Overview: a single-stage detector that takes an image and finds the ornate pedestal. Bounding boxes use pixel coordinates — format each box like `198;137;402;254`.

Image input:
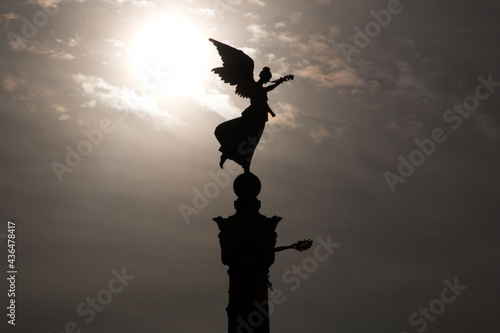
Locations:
214;173;281;333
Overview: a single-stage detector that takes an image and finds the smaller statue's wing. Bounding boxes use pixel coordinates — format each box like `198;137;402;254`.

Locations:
209;38;255;98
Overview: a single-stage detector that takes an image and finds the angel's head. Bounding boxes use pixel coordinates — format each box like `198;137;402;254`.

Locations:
259;67;272;83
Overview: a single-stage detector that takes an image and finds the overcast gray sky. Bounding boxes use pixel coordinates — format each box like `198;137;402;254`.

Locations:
1;0;499;332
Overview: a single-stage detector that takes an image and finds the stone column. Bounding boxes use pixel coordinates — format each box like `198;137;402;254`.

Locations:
214;173;281;333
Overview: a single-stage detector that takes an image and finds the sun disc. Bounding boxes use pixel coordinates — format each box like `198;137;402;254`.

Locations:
131;15;208;96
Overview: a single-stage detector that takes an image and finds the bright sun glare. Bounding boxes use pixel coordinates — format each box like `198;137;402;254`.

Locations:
130;15;208;97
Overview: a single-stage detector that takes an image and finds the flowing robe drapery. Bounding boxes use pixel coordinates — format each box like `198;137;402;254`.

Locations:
215;84;272;171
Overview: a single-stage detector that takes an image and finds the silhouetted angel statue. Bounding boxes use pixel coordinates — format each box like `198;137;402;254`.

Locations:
209;38;294;173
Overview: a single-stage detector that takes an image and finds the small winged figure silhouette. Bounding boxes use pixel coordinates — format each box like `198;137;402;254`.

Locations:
209;38;294;173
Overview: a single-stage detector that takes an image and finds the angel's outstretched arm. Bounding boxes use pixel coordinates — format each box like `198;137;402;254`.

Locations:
264;82;281;92
265;74;294;92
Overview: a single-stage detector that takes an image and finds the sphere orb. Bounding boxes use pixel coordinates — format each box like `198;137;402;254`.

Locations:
233;173;261;198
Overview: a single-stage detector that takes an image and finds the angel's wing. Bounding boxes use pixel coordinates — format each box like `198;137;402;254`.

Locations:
209;38;255;98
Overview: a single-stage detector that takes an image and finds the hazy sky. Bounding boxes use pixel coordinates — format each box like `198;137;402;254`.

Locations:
1;0;499;332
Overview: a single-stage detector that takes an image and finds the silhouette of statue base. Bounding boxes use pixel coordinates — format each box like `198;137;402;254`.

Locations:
214;173;281;333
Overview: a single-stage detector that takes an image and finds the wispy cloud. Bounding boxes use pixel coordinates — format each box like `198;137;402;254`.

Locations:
51;103;70;120
101;0;156;8
328;25;341;37
247;24;269;42
72;73;182;127
7;35;27;53
269;102;300;129
28;0;88;7
244;12;260;22
298;66;363;88
384;113;424;139
29;0;156;7
284;33;365;89
67;35;81;47
248;0;266;7
102;38;126;48
27;42;75;60
0;12;19;28
72;73;152;113
2;74;25;93
28;0;64;7
309;125;334;144
194;88;240;120
6;35;75;59
246;26;367;92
